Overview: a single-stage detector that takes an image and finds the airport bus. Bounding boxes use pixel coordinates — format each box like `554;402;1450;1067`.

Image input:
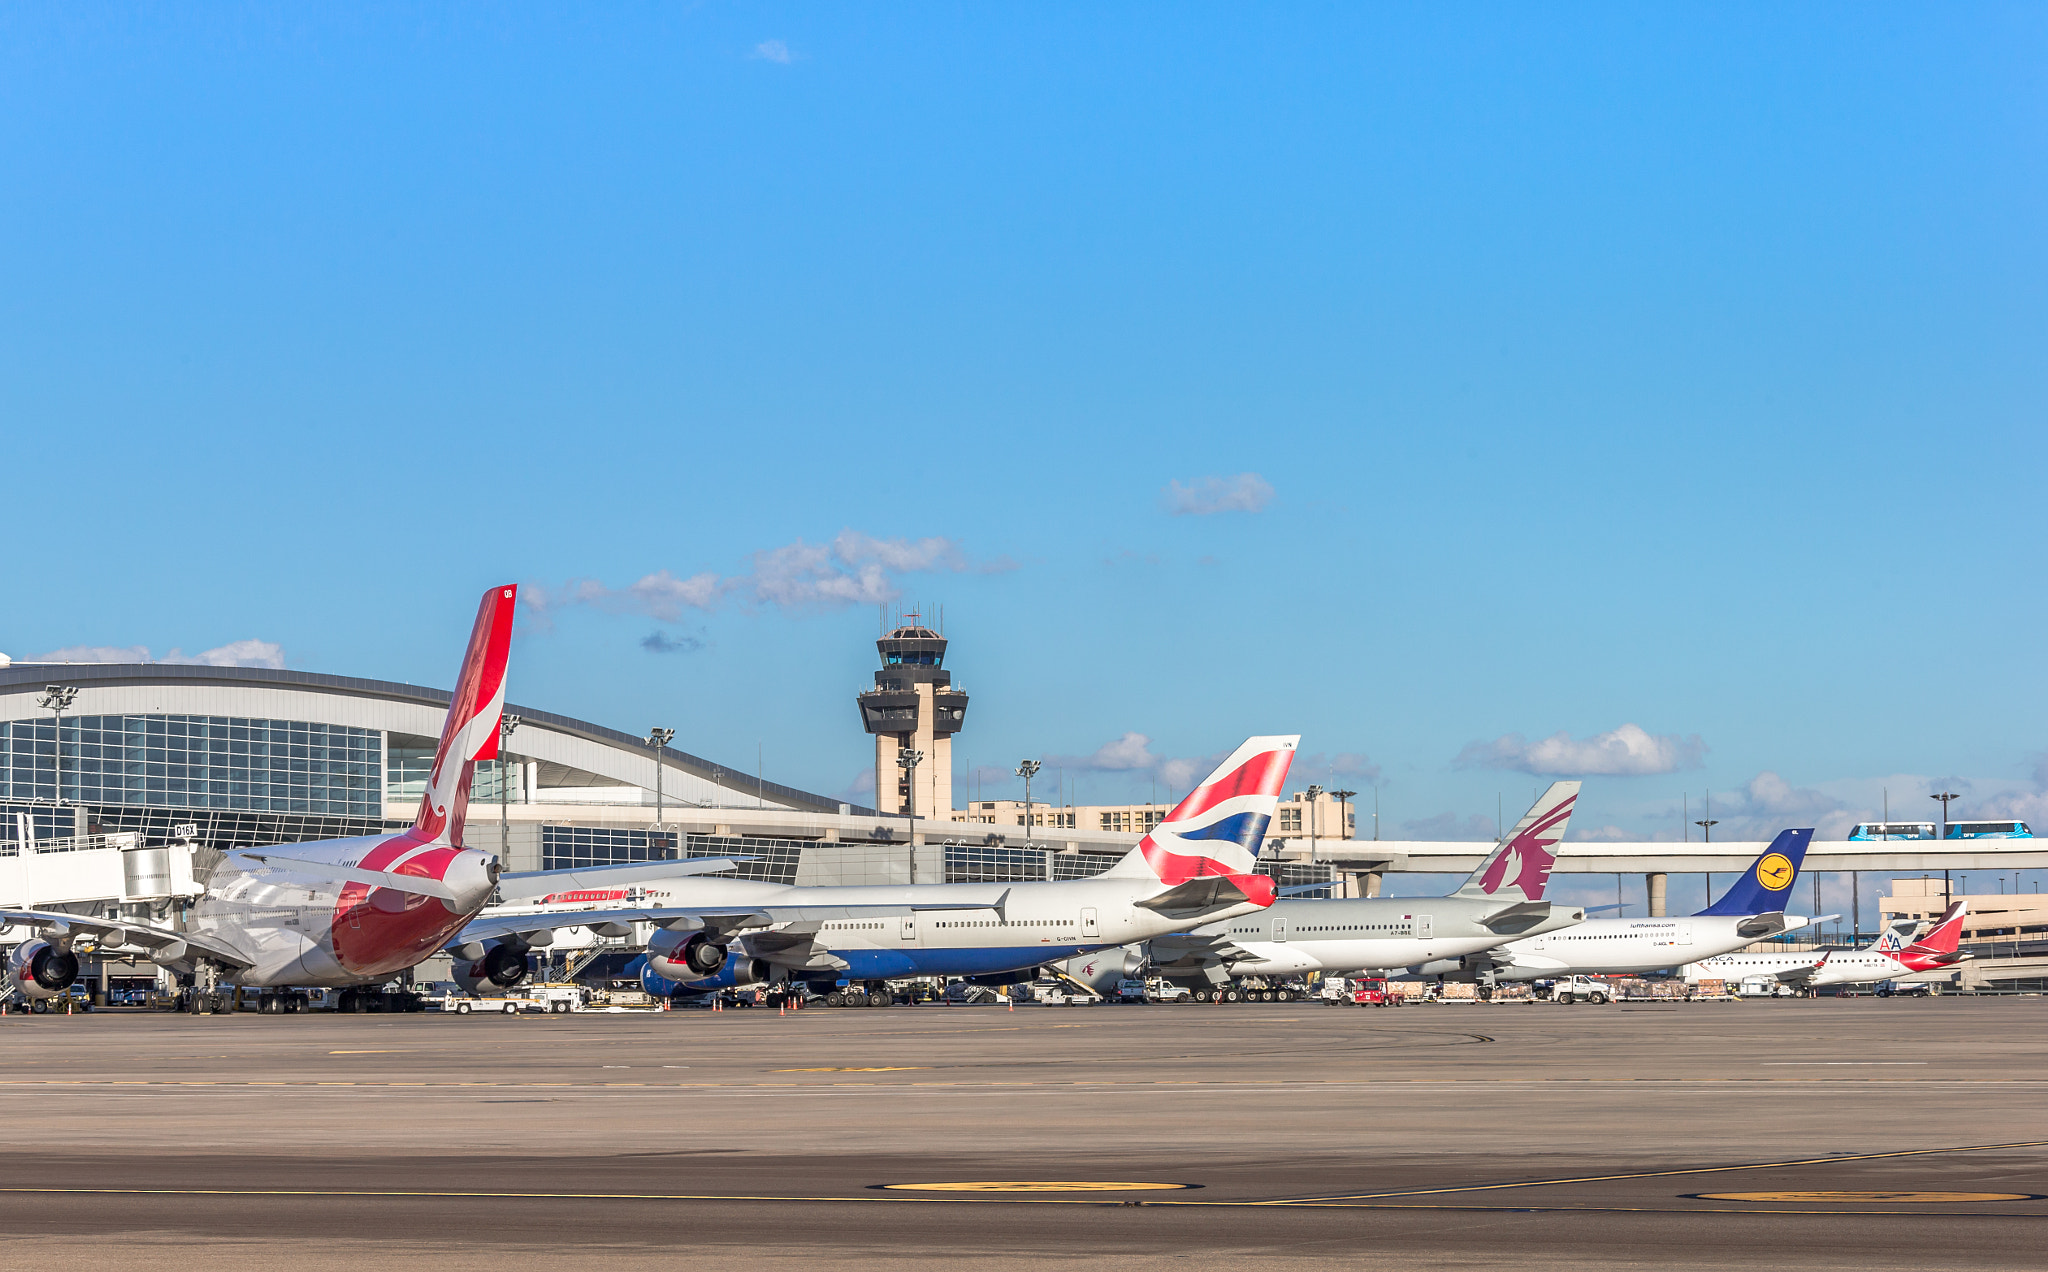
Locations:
1847;820;2033;841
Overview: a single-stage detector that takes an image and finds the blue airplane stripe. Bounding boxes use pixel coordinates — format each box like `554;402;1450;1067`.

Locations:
1171;812;1270;850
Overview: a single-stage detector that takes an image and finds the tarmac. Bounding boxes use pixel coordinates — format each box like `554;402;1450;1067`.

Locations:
0;995;2042;1269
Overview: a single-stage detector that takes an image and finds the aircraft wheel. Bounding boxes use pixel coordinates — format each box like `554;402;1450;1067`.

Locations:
824;992;845;1007
1223;989;1241;1004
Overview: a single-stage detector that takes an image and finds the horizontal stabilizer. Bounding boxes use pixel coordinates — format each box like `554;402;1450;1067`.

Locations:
235;851;462;902
1135;874;1266;915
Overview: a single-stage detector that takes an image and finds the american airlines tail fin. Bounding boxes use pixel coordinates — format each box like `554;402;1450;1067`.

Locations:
1107;735;1297;911
1899;901;1969;968
1453;781;1579;903
1694;828;1812;917
1869;917;1918;956
409;585;518;849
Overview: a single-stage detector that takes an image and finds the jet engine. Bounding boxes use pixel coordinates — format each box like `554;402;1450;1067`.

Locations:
481;943;531;988
647;931;731;978
6;939;79;1001
636;953;773;995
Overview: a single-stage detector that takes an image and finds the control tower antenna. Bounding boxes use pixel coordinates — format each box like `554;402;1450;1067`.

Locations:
856;611;968;821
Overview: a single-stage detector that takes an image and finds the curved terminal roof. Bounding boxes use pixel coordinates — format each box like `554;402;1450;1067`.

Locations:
0;662;865;816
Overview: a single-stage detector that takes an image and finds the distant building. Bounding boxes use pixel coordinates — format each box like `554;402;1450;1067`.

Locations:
855;616;967;821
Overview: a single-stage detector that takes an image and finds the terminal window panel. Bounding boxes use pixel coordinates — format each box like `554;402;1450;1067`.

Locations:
682;835;803;886
541;825;680;870
0;715;381;817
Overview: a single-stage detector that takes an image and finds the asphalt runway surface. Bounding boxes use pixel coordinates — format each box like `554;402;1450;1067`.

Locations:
1;996;2042;1269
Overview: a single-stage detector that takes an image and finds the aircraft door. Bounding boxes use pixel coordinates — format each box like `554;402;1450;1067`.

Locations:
1081;907;1099;939
900;913;917;943
1274;917;1289;942
1677;922;1692;946
1416;915;1433;939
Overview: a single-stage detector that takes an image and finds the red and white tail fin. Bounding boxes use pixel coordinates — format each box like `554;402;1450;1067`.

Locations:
1107;736;1298;899
409;585;518;848
1454;781;1580;903
1899;901;1968;968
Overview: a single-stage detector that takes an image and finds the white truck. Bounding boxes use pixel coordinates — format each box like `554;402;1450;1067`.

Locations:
1545;975;1613;1005
434;983;585;1015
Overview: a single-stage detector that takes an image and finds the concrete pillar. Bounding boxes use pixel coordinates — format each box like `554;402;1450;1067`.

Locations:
1646;872;1668;918
1363;870;1383;898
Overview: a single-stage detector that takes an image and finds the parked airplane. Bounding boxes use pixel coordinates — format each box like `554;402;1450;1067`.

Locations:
2;584;522;1012
1458;829;1822;987
1122;782;1588;1001
1684;902;1970;993
597;736;1300;998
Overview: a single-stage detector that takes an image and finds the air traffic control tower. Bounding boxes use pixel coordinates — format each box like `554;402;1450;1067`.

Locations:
856;614;967;820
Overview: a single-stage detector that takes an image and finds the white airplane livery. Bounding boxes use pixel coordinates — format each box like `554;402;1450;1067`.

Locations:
3;585;522;1011
1137;782;1587;993
1683;902;1970;992
1471;829;1820;982
475;736;1301;994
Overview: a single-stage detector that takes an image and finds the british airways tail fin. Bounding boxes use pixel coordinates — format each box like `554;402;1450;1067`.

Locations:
409;585;518;849
1694;828;1812;917
1453;781;1579;903
1107;735;1297;910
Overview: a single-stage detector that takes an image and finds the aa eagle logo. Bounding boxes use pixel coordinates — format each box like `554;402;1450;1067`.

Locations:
1755;853;1795;891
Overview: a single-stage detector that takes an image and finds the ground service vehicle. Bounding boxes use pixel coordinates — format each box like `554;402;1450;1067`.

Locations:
1349;977;1394;1006
1547;975;1612;1004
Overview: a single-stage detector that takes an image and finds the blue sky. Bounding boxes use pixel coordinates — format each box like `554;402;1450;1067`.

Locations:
4;5;2045;901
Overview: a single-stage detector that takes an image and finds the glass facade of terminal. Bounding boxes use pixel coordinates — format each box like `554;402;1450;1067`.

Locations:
0;714;382;816
944;844;1121;883
538;826;803;886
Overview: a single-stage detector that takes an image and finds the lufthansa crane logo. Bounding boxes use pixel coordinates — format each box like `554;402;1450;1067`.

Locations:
1755;853;1795;891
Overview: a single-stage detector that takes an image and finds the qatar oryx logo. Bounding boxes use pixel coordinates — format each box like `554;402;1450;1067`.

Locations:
1466;784;1578;901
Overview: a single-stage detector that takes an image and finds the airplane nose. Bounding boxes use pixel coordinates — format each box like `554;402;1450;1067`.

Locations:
441;849;500;913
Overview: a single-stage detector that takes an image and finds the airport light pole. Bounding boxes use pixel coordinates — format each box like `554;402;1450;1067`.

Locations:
1932;791;1959;905
1305;784;1324;865
498;715;521;862
1015;759;1041;851
1331;789;1356;844
647;727;675;849
899;749;925;881
37;685;78;812
1693;818;1718;842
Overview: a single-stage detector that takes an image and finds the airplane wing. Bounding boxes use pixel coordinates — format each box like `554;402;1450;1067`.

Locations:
493;857;755;901
449;894;1013;952
0;908;253;969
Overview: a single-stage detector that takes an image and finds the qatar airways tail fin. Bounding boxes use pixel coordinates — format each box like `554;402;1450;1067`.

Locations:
1899;901;1969;967
409;585;518;849
1110;735;1298;912
1453;781;1579;903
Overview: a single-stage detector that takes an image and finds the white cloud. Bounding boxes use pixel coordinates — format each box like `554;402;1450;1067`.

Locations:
1567;824;1638;842
1161;473;1274;516
168;639;287;669
1456;723;1706;777
1295;750;1382;785
752;39;794;63
35;644;153;663
32;639;285;669
526;531;994;625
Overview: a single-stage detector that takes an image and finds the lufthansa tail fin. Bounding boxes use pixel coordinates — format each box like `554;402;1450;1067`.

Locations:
409;585;518;849
1453;781;1579;903
1106;735;1298;911
1694;828;1812;917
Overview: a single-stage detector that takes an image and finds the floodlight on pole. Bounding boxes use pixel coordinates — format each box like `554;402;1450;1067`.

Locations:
498;714;522;860
37;684;78;807
1694;819;1718;842
1015;759;1042;851
1931;790;1961;903
647;727;676;838
1305;784;1324;865
899;748;926;880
